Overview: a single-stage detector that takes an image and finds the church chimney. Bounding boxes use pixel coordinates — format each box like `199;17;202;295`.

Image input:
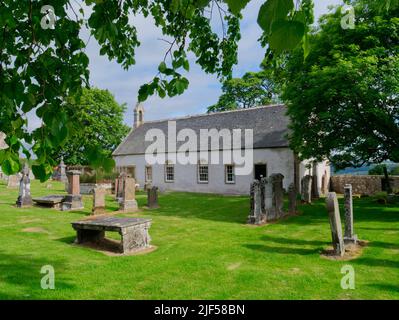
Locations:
133;103;144;129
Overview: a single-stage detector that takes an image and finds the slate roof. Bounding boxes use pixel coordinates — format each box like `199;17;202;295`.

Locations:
113;104;290;156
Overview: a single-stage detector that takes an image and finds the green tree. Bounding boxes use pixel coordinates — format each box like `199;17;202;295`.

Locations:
390;166;399;176
0;0;397;180
368;164;388;176
207;70;279;113
283;1;399;170
52;88;130;166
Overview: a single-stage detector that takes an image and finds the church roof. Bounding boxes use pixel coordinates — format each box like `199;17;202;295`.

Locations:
113;104;290;156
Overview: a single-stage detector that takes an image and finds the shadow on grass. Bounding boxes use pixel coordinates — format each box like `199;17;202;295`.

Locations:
0;251;76;299
366;283;399;294
260;234;328;247
56;236;76;244
243;244;320;255
354;257;399;269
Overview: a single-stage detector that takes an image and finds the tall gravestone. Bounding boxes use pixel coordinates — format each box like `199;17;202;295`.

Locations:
344;184;358;244
116;173;127;201
16;164;32;208
271;173;284;220
119;177;138;212
288;183;297;215
92;187;106;215
326;192;345;257
147;186;159;209
247;180;265;224
311;163;320;199
59;158;67;182
62;170;84;211
301;175;312;204
7;174;20;188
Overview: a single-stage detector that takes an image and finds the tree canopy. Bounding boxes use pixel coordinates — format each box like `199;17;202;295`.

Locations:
283;0;399;169
51;87;130;167
207;70;280;113
0;0;397;180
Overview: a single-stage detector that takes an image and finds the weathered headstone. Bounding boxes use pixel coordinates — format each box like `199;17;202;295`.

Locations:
270;173;285;220
59;158;67;182
116;173;127;201
16;164;32;208
7;174;20;188
114;178;119;195
288;183;297;215
247;180;265;224
147;186;159;209
92;187;106;215
326;192;345;257
311;164;320;199
119;177;138;212
301;175;312;204
62;170;84;211
344;184;358;244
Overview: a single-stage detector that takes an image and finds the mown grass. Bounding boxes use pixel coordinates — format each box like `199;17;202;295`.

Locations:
0;180;398;300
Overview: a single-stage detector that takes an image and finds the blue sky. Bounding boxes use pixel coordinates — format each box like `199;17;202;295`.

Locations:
74;0;343;126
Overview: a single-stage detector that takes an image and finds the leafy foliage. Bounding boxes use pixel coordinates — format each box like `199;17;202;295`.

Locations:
368;164;388;176
51;88;129;168
0;0;397;180
207;70;280;113
283;1;399;169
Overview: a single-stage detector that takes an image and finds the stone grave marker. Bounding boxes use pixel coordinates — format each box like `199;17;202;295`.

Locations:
119;177;138;212
16;164;32;208
301;175;312;204
247;180;265;225
92;187;106;215
288;183;297;215
326;192;345;257
62;170;84;211
7;174;20;188
344;184;358;244
147;186;159;209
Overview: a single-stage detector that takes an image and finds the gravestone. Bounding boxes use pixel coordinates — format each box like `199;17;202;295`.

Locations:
270;173;284;220
116;173;127;201
59;158;67;182
344;184;358;244
247;180;265;225
301;175;312;204
16;164;32;208
62;170;84;211
92;187;106;215
311;164;320;199
7;174;20;188
288;183;297;215
326;192;345;257
119;177;138;212
147;186;159;209
114;178;119;195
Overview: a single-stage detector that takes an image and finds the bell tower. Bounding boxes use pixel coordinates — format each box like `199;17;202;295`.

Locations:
133;103;144;129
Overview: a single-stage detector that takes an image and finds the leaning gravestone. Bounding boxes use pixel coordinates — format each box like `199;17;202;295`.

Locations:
147;186;159;209
326;192;345;257
116;173;127;201
92;187;106;215
288;183;297;215
301;175;312;204
247;180;265;225
16;164;32;208
119;177;138;212
61;170;84;211
344;184;358;244
7;174;20;188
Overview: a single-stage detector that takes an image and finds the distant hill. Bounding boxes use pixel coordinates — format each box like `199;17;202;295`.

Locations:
333;162;398;176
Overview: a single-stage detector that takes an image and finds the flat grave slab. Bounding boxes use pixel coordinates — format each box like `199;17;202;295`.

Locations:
33;195;65;209
71;217;152;254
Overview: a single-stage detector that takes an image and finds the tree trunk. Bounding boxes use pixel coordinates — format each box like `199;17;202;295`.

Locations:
383;166;392;194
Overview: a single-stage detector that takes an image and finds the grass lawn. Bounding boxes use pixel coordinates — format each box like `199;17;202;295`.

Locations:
0;179;398;300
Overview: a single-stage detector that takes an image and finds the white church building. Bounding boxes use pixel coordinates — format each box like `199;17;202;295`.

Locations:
112;104;330;195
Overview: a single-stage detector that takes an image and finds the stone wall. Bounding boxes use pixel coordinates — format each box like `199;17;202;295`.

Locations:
330;175;399;195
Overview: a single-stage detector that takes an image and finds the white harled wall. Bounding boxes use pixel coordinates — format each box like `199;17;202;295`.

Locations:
114;148;311;195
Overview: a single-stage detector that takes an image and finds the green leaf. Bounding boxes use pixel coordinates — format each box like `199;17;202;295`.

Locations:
224;0;251;15
257;0;294;33
158;61;167;73
2;157;20;175
269;20;305;52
